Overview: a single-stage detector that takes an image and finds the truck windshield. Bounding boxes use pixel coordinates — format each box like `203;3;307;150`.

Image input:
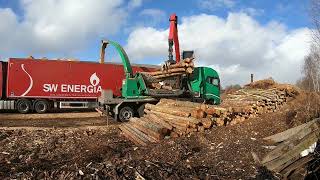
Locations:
207;77;219;86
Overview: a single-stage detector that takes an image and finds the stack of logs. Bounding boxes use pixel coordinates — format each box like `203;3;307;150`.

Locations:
120;86;296;145
119;100;215;146
220;87;292;125
142;57;195;89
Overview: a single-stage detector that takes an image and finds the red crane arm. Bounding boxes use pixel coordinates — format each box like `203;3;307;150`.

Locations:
168;13;181;63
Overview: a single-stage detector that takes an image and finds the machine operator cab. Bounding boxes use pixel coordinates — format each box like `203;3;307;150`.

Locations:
188;66;221;105
182;51;221;105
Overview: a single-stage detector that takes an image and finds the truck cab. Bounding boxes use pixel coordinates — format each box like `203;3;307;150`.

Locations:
188;67;220;104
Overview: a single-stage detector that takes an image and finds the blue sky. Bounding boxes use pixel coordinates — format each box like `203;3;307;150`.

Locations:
102;0;310;61
0;0;310;59
0;0;313;85
131;0;310;29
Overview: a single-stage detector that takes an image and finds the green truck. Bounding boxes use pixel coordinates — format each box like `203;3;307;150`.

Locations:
98;40;221;121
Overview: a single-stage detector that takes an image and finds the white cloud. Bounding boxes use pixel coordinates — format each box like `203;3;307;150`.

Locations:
139;8;166;26
198;0;236;11
241;7;264;17
0;0;127;56
140;8;165;18
125;13;311;86
128;0;143;10
126;27;168;60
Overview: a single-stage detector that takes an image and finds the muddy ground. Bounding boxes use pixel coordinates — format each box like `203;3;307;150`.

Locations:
0;94;319;179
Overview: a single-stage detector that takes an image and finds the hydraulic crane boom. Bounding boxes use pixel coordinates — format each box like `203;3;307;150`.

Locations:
100;40;133;78
168;13;181;63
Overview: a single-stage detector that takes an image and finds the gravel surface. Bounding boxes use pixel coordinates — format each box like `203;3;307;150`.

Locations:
0;93;318;179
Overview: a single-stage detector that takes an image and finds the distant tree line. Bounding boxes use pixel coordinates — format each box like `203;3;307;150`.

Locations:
297;0;320;92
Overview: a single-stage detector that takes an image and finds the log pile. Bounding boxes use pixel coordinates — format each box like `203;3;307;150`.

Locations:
220;87;295;125
259;119;320;179
120;85;297;145
119;101;214;145
141;58;195;88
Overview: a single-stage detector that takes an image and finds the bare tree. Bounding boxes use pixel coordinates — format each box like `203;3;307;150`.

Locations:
310;0;320;47
299;0;320;92
301;44;320;92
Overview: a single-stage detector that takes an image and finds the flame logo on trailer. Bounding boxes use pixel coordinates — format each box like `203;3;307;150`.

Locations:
43;72;102;95
90;73;100;87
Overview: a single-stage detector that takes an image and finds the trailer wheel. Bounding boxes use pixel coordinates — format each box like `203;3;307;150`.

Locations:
119;106;134;122
16;99;32;114
137;104;145;118
34;100;49;114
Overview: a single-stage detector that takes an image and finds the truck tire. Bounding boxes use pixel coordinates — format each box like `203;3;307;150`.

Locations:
16;99;32;114
34;100;49;114
137;104;145;118
119;106;134;122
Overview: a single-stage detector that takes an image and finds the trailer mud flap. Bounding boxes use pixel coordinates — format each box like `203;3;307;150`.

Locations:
114;102;123;121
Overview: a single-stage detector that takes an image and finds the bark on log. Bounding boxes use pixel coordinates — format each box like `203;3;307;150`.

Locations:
145;103;191;117
187;61;194;67
198;126;205;132
205;107;228;116
215;118;225;126
200;118;213;129
191;109;206;118
232;106;253;114
153;72;184;79
184;57;194;63
186;67;193;74
158;99;204;108
173;127;185;136
148;68;186;76
170;131;179;138
119;124;148;146
150;83;162;89
130;117;168;140
147;110;200;127
130;122;161;141
155;104;205;119
145;112;173;130
127;123;159;143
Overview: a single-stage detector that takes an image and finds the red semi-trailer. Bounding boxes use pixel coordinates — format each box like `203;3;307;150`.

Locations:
0;58;157;113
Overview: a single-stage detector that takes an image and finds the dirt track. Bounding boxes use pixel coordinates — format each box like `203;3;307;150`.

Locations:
0;93;318;179
0;112;118;128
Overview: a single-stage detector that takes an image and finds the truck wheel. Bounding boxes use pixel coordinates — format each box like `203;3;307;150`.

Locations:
34;100;49;114
16;99;32;114
137;104;145;118
119;106;134;122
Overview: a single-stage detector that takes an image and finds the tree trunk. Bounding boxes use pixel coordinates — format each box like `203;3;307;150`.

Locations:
145;112;173;130
148;68;186;76
145;103;191;117
119;124;148;146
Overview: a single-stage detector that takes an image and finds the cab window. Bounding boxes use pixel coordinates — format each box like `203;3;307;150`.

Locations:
206;77;219;86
